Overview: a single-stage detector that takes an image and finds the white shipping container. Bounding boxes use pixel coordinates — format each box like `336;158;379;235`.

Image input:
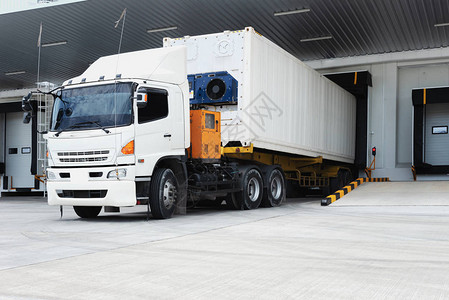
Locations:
164;27;356;164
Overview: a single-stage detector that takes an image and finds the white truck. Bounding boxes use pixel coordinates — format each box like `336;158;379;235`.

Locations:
24;27;356;219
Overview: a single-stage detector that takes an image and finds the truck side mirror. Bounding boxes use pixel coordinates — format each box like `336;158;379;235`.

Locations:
22;92;33;112
23;112;32;124
136;93;148;108
136;88;148;108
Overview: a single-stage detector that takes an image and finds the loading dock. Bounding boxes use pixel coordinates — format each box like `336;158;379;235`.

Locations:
325;71;372;171
424;103;449;166
331;181;449;206
4;112;34;190
412;87;449;175
0;89;50;195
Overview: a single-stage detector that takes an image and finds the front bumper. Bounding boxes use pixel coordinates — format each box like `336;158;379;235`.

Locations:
47;166;136;207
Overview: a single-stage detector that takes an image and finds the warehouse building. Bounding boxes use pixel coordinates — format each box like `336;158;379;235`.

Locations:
1;0;448;195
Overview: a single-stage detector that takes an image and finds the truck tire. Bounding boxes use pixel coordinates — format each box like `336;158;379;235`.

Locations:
327;169;352;195
262;168;286;207
286;180;306;198
73;206;102;218
150;168;178;219
235;167;263;210
226;193;243;210
337;169;352;190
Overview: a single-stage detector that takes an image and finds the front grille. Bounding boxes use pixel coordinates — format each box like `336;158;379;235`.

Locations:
59;157;107;163
58;150;109;156
57;150;110;163
57;190;107;198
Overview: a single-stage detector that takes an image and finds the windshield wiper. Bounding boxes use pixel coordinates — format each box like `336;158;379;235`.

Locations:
77;121;111;134
55;121;110;137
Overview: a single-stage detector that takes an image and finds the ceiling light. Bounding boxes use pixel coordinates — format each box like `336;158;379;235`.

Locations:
274;8;310;17
41;41;67;47
5;71;26;76
300;36;333;42
434;23;449;27
147;26;178;34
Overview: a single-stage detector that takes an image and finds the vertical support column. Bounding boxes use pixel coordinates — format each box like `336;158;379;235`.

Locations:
369;63;398;173
0;113;4;197
383;63;398;170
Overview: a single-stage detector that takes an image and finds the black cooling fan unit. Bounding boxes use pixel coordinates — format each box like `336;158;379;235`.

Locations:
206;78;227;100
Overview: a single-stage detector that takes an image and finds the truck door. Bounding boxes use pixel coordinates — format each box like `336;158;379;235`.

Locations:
134;87;174;175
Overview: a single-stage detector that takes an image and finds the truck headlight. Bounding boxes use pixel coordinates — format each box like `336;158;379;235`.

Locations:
47;171;56;180
107;168;127;179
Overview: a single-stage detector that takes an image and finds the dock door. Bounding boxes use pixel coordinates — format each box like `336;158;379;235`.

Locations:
412;87;449;174
5;112;35;190
424;103;449;166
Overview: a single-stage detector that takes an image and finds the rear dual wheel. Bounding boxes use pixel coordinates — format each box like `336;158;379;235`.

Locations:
328;169;353;194
227;167;264;210
227;167;286;210
336;169;352;190
262;168;286;207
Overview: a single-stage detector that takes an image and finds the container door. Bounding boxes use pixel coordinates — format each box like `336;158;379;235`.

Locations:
5;112;34;189
425;103;449;166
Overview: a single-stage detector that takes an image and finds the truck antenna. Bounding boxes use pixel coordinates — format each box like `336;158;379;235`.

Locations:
115;8;127;55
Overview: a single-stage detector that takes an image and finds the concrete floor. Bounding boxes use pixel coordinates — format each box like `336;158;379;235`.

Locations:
1;186;449;299
333;181;449;206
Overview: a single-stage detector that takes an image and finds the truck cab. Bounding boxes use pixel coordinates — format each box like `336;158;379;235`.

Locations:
46;46;190;218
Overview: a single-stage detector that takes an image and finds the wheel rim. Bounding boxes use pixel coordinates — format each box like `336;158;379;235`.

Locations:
163;179;177;208
270;176;282;200
247;177;261;202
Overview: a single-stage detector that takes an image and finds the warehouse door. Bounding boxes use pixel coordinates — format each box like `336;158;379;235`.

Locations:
5;112;34;188
425;103;449;166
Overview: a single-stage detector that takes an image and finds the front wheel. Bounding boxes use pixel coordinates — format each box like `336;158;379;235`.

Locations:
149;168;178;219
73;206;102;218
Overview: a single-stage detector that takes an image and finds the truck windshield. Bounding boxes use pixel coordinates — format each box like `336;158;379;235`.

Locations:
51;83;133;131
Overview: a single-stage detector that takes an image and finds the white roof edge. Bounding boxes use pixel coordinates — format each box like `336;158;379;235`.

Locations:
0;0;86;15
0;88;33;99
65;46;187;86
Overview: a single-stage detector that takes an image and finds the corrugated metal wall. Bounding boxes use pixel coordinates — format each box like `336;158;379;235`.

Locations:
1;0;449;90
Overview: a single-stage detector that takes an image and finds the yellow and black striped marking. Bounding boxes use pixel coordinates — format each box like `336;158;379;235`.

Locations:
321;177;389;206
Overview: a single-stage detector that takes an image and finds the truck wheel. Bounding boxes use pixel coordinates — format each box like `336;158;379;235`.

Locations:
225;193;243;210
73;206;102;218
235;168;263;210
150;168;178;219
262;168;285;207
337;169;352;190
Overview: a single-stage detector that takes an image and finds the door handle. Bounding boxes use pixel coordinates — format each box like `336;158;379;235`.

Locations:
164;134;172;138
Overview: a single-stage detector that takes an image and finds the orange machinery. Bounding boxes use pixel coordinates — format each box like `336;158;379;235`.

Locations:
189;110;221;160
